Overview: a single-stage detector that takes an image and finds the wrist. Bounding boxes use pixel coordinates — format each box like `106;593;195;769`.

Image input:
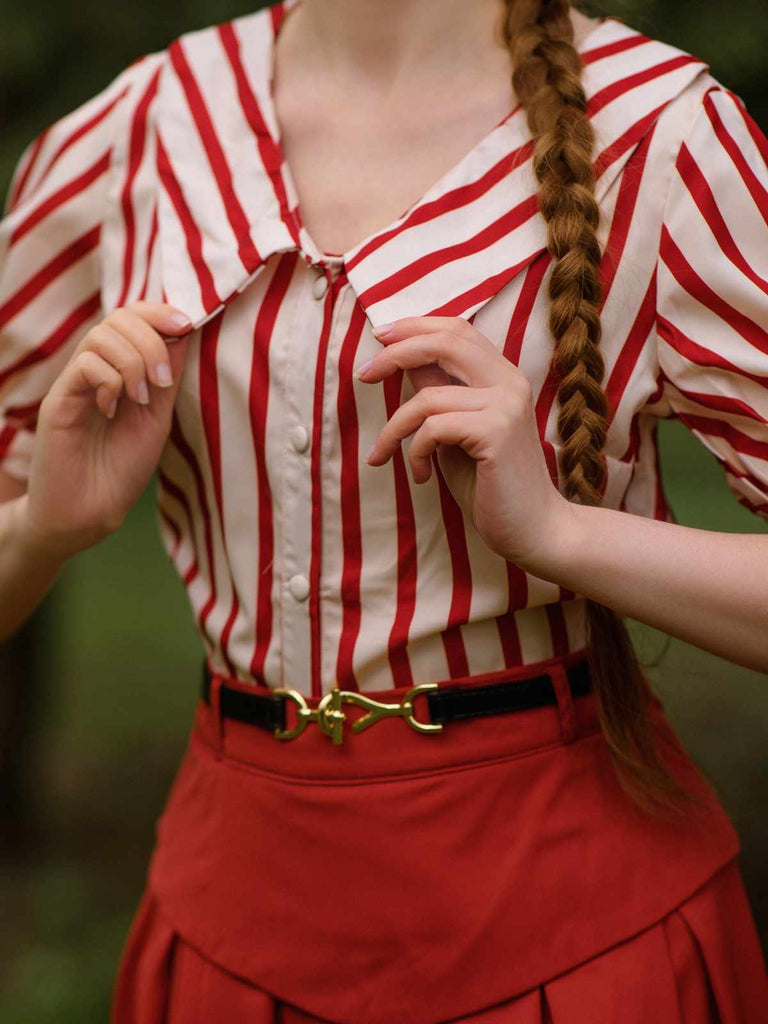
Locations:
511;496;587;582
11;493;78;568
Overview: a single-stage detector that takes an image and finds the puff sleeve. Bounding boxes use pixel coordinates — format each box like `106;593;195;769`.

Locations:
0;54;162;482
655;84;768;523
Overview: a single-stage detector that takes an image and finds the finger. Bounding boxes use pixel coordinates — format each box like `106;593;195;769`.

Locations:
407;410;483;484
403;364;453;393
70;350;125;418
119;301;193;337
84;324;152;405
372;316;477;343
367;385;487;465
357;330;507;389
104;309;176;389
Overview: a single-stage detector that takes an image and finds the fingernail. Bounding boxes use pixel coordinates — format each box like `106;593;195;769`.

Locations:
106;398;117;419
372;322;394;338
170;312;192;329
364;444;376;464
156;362;173;387
355;358;373;380
137;379;150;405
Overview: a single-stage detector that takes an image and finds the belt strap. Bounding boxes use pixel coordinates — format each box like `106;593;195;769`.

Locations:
201;658;591;733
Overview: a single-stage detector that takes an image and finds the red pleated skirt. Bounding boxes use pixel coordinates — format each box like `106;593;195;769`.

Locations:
111;649;768;1023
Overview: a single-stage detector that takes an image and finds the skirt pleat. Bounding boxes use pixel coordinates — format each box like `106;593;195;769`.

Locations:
112;860;766;1023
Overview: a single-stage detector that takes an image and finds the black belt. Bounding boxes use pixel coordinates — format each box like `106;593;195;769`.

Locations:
201;657;591;744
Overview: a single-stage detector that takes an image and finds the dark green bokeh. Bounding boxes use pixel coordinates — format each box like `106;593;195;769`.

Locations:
1;1;767;1019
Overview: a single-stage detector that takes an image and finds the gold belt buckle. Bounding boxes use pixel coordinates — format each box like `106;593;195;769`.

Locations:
271;682;443;744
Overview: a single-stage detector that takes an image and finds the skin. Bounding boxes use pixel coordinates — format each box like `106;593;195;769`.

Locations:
1;0;767;672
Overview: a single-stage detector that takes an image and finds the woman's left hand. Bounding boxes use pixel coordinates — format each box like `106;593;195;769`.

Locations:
356;315;575;574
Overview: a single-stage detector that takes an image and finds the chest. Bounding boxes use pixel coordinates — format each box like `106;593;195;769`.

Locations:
272;76;516;258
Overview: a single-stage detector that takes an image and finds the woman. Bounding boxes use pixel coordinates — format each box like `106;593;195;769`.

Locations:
1;0;767;1019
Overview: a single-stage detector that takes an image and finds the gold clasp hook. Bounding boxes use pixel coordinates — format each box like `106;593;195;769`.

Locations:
271;682;443;744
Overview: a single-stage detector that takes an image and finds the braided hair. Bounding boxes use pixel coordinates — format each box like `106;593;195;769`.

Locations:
501;0;700;814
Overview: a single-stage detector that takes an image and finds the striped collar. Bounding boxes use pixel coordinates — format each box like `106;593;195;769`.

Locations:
144;0;709;331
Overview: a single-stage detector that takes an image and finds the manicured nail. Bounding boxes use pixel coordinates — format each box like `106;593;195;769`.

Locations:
156;362;173;387
355;358;373;380
106;397;117;419
170;312;192;329
137;379;150;405
372;322;394;338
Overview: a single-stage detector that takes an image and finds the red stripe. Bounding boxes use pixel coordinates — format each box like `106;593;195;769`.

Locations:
580;33;650;66
7;129;50;212
600;127;655;304
156;132;221;312
431;250;543;320
0;225;100;331
725;463;768;501
157;469;200;585
545;604;569;657
249;252;298;681
1;398;42;425
137;204;159;302
495;565;527;668
619;409;642;467
660;226;768;356
383;370;418;689
672;388;763;425
0;424;20;463
541;440;560;490
9;151;111;246
734;495;768;518
169;413;218;644
345;140;534;271
270;1;286;35
656;315;768;387
434;457;472;679
677;412;768;461
736;93;768;166
0;291;101;390
168;40;261;272
115;70;162;308
198;314;238;678
703;91;768;227
35;88;129;194
594;103;666;180
503;254;552;366
677;142;768;298
157;505;183;559
587;56;700;117
357;196;538;309
334;302;369;692
605;272;657;422
217;22;300;248
308;271;344;698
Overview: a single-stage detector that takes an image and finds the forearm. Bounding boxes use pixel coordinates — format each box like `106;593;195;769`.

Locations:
530;503;768;674
0;495;68;642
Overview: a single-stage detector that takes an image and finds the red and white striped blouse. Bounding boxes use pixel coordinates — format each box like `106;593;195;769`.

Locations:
2;1;768;696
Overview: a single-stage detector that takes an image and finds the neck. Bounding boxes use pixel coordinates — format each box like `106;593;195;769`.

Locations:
284;0;511;90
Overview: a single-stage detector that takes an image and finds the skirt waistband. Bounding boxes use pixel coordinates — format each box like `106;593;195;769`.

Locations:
195;647;605;783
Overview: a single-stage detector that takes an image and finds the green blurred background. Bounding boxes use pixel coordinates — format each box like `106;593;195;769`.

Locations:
1;1;767;1019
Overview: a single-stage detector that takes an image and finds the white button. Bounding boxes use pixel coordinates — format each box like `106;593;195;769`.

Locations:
290;424;309;452
312;274;329;300
288;574;310;601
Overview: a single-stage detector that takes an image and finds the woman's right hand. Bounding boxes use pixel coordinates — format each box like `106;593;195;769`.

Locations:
20;301;194;560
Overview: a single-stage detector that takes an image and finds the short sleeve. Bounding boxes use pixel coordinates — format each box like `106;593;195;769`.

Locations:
655;85;768;523
0;55;161;482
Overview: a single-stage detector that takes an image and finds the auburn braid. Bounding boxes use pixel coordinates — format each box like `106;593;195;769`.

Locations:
500;0;701;815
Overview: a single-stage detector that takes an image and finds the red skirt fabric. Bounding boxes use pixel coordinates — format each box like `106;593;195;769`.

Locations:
111;650;768;1023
